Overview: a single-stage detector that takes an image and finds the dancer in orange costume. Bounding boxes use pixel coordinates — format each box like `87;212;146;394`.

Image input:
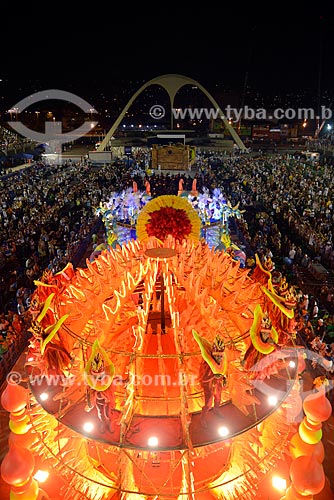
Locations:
84;352;116;434
145;179;151;195
198;334;227;428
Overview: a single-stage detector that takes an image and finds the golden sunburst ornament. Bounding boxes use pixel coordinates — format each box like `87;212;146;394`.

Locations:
136;195;201;242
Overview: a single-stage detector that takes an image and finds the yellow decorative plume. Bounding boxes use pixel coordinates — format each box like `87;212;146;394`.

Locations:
136;194;201;242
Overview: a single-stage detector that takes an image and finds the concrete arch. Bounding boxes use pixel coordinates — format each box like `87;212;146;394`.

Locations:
96;74;247;151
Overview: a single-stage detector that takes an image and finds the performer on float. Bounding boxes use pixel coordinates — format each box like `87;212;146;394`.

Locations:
178;178;184;195
193;331;227;428
84;350;116;434
283;285;299;339
27;293;71;375
144;179;151;196
191;177;198;196
242;306;281;380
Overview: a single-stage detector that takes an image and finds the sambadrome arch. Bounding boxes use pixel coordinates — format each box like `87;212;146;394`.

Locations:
96;74;247;152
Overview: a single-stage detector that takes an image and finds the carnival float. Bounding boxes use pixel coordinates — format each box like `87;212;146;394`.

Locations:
95;186;246;262
0;193;332;500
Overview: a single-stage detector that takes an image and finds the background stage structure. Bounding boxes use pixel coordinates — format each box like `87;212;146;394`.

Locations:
151;144;195;171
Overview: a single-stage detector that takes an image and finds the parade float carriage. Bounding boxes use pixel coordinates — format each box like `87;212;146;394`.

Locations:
2;195;327;500
95;188;246;261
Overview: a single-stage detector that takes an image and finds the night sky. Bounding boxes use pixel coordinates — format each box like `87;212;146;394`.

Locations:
1;7;334;109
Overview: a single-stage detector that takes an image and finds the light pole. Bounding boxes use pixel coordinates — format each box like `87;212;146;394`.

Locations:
8;108;18;120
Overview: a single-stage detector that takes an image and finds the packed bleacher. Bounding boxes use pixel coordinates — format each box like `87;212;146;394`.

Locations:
0;125;36;173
